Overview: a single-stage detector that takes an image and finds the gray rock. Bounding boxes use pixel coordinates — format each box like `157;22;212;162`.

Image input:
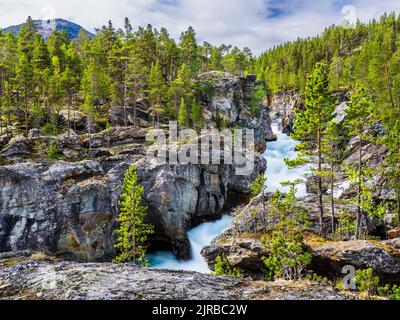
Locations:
0;259;354;300
308;240;400;283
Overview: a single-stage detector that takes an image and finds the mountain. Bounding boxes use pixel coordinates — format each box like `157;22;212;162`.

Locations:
3;18;94;39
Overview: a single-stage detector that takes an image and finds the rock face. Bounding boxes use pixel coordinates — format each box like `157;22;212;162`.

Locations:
267;91;301;134
0;257;353;300
0;128;266;261
0;73;270;262
199;72;276;152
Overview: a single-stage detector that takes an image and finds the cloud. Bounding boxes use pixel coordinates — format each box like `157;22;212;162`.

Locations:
0;0;399;55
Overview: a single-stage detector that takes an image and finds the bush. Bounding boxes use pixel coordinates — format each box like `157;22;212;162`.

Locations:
391;285;400;300
214;254;241;277
46;144;60;161
262;230;312;281
41;123;57;136
355;268;380;298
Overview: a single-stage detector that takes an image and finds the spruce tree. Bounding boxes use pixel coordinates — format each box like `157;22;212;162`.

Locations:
114;165;153;266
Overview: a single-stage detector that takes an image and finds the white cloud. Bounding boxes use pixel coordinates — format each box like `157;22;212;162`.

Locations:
0;0;399;55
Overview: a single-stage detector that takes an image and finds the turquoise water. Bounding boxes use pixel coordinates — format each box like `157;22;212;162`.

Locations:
147;215;233;272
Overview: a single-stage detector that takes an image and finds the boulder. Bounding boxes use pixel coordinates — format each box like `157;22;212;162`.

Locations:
201;237;265;276
0;137;32;160
307;240;400;283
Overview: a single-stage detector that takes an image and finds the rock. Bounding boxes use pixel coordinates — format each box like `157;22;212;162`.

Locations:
0;259;354;300
201;237;265;276
109;106;149;127
0;137;32;160
28;129;45;139
306;176;328;195
199;72;275;152
0;137;266;261
307;240;400;283
0;73;270;261
59;108;87;132
388;229;400;240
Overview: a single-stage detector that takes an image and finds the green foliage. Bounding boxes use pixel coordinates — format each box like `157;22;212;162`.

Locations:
336;211;356;240
214;254;241;277
391;285;400;300
355;268;380;298
46;144;60;161
261;187;311;281
262;230;312;281
41;122;57;136
177;97;189;126
113;165;154;266
250;174;266;197
288;62;334;235
249;85;264;114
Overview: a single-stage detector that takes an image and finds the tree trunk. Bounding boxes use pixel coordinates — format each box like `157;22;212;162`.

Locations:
356;137;363;239
317;116;324;235
123;62;128;127
397;178;400;229
331;160;335;234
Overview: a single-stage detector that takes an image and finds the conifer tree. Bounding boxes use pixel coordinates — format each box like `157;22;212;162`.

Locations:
114;165;153;265
190;99;204;130
179;26;199;76
177;97;189;127
343;84;375;239
287;63;334;235
147;62;166;125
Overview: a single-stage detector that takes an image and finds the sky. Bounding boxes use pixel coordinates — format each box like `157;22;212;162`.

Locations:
0;0;400;55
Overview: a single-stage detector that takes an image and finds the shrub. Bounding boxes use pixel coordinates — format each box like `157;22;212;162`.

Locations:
214;254;241;277
355;268;380;298
262;230;312;281
46;144;60;161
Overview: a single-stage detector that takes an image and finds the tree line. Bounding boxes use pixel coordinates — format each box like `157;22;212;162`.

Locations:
0;17;254;135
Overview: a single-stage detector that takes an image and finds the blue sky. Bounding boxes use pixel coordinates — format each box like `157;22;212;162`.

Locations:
0;0;400;54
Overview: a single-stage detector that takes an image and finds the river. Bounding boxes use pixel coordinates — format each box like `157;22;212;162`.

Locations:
148;122;309;272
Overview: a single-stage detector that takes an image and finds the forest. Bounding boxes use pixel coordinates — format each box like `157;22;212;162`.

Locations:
0;16;253;135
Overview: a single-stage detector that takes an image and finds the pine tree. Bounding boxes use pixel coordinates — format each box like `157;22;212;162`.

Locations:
287;63;334;235
321;120;344;234
16;17;36;134
177;97;189;126
113;165;153;266
179;27;199;76
147;62;166;125
190;99;204;129
343;84;375;239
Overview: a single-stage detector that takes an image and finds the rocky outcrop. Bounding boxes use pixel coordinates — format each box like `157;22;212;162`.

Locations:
199;72;276;152
201;237;265;277
0;132;265;261
0;72;271;261
307;240;400;284
0;256;354;300
267;91;301;134
202;195;400;283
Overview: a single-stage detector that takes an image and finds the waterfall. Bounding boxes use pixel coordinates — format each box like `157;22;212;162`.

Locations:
148;122;309;272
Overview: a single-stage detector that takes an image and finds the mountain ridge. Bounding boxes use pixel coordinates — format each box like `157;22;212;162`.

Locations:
3;18;94;39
